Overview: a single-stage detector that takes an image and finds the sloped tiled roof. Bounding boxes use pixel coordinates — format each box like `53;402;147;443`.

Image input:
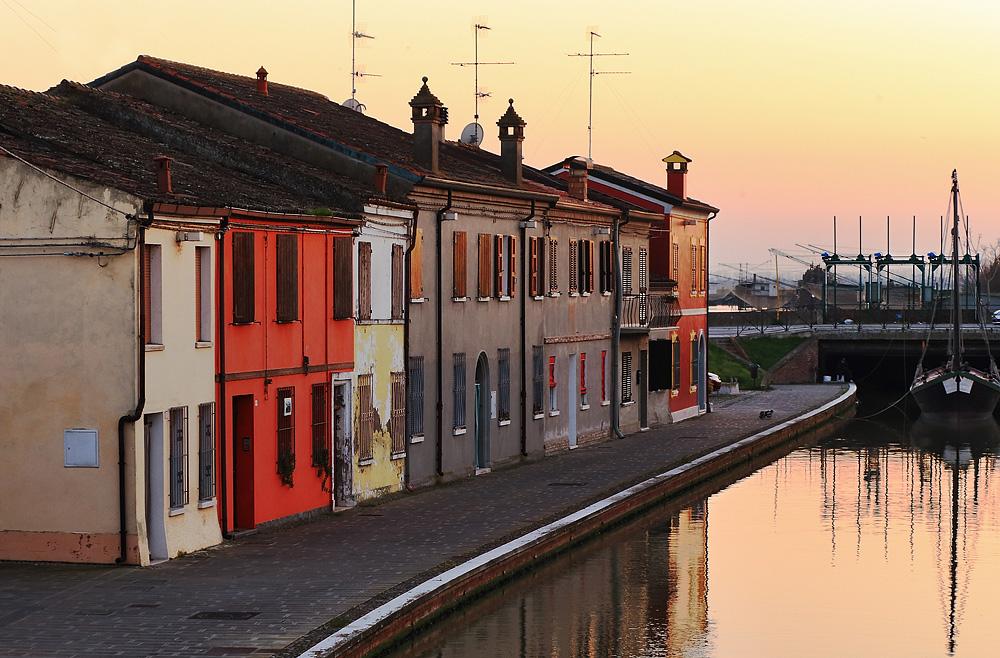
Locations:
0;81;375;215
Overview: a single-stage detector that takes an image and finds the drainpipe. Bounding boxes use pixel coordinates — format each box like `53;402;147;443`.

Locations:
519;200;536;457
217;218;231;537
403;207;419;490
116;207;150;564
704;210;717;410
610;209;630;439
435;190;453;477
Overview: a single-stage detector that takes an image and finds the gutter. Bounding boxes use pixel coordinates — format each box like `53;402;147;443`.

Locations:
435;190;453;477
519;200;536;457
610;209;630;439
420;176;560;204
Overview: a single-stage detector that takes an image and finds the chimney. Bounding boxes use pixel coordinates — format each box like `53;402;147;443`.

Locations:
564;157;590;201
662;150;691;199
256;66;268;95
374;163;388;194
409;77;448;172
497;99;526;186
154;156;172;194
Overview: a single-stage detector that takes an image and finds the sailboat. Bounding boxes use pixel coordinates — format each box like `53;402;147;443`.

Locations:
909;171;1000;419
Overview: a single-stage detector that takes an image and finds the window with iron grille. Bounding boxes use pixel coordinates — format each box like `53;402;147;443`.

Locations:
198;402;215;501
453;353;467;429
195;246;211;342
410;228;423;299
391;243;404;320
276;233;298;322
549;356;558;412
621;351;633;403
333;236;353;320
311;383;329;467
599;241;613;293
357;374;374;462
622;246;633;296
568;239;578;294
408;356;425;438
169;406;188;508
580;353;587;407
691;243;698;293
498;348;511;422
601;350;608;403
143;243;162;344
358;241;372;320
453;231;467;298
232;232;255;324
390;371;406;455
549;238;559;294
276;387;295;483
532;346;543;414
691;336;699;389
672;337;682;391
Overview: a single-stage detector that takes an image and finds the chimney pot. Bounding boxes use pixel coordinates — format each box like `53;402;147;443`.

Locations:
374;163;388;194
662;150;691;199
409;76;448;172
154;156;172;195
564;157;590;201
497;99;526;185
256;66;268;95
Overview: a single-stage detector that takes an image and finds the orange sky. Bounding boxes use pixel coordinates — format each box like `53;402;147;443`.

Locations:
4;0;999;281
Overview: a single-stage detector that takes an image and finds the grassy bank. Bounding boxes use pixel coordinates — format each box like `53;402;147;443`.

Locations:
708;335;809;389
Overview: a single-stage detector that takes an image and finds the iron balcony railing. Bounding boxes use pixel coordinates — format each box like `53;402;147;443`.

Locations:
622;293;681;329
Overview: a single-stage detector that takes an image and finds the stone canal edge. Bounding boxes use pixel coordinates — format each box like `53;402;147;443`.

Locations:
294;383;857;658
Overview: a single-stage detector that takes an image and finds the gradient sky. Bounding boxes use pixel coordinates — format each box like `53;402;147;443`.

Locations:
4;0;999;283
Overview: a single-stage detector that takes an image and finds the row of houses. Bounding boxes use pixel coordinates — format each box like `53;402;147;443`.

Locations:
0;57;717;565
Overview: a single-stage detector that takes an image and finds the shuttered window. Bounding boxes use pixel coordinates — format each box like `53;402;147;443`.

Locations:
622;246;633;296
311;383;329;467
453;231;467;298
143;244;162;344
639;247;648;324
498;348;511;422
198;402;215;501
599;240;613;293
408;356;425;438
478;233;491;298
410;228;423;299
357;374;374;462
276;387;295;483
358;241;372;321
672;337;681;391
529;237;541;297
494;234;505;298
568;239;578;294
276;234;298;322
454;353;467;429
691;243;698;293
195;246;211;342
391;243;404;320
169;406;188;508
532;346;543;414
672;242;680;282
549;238;558;293
333;236;353;319
391;371;406;456
699;244;707;293
508;235;517;298
622;351;633;403
232;232;255;324
580;239;594;294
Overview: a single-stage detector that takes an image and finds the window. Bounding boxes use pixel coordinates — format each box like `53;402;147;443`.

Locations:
548;238;559;294
672;241;680;283
649;341;672;391
391;371;406;455
599;241;613;293
277;387;295;483
691;335;699;389
143;243;162;344
410;228;423;299
311;383;329;467
478;233;491;298
578;240;594;294
691;242;698;294
580;353;587;407
498;348;511;422
276;233;298;322
453;353;467;430
672;337;681;391
622;351;633;403
639;247;648;324
333;235;353;320
699;244;707;293
408;356;425;438
622;246;633;296
391;243;404;320
195;246;211;342
532;346;543;414
358;241;372;320
568;239;578;294
232;232;254;324
549;356;558;412
169;406;188;508
357;374;374;462
453;231;467;298
529;236;545;297
198;402;215;501
495;235;505;298
601;350;608;403
508;236;517;298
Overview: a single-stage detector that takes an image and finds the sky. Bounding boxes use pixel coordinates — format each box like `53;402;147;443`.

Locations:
4;0;1000;284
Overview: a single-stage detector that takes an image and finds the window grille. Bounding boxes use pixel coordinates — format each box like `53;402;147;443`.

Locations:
311;383;329;467
498;348;511;421
453;231;467;298
622;352;633;403
532;346;543;414
549;238;559;293
169;406;188;508
453;354;467;429
276;387;296;480
357;375;374;462
390;371;406;455
392;243;404;320
198;402;215;501
408;356;425;438
275;233;298;322
358;241;372;320
622;246;633;296
232;232;255;323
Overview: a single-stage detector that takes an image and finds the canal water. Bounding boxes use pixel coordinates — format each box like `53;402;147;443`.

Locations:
384;396;1000;657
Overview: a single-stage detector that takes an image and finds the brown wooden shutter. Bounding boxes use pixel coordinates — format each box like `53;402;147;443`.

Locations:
275;233;298;322
478;233;490;298
453;231;467;298
549;237;557;293
587;240;595;293
568;239;578;293
509;235;516;298
232;232;255;324
410;228;423;299
529;237;538;297
392;243;404;320
142;245;152;342
358;241;372;320
195;247;203;340
494;234;503;298
333;236;353;319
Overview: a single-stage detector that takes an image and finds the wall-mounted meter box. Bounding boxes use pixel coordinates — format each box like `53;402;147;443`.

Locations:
64;429;99;467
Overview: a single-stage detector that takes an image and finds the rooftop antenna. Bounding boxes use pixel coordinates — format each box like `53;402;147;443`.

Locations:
568;30;629;161
451;20;514;145
345;0;379;113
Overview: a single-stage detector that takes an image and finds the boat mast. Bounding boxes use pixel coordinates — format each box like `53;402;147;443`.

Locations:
951;170;961;370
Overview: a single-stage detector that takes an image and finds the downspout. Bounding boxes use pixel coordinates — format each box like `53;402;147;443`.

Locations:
519;200;536;457
611;209;630;439
435;190;453;477
704;210;717;410
403;207;419;490
116;207;149;564
217;218;231;537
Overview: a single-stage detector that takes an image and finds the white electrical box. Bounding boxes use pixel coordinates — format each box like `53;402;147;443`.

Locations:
64;429;99;467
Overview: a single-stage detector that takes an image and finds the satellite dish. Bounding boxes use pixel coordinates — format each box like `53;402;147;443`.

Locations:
342;98;366;113
460;122;484;146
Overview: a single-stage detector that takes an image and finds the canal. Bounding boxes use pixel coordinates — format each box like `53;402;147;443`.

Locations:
383;394;1000;657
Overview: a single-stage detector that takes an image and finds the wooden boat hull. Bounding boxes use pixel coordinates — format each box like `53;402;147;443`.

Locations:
910;369;1000;420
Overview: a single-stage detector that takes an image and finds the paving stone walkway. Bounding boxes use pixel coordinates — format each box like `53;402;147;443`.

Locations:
0;384;849;658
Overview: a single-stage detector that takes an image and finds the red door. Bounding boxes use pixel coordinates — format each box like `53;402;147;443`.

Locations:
232;394;256;530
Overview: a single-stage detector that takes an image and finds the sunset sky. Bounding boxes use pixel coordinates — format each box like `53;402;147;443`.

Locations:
4;0;999;283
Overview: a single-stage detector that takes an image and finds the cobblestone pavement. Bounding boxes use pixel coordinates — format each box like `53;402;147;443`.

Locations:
0;385;849;658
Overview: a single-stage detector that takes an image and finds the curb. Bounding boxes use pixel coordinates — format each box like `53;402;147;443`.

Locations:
297;383;856;658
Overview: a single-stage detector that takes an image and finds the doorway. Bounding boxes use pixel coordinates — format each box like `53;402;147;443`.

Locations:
332;382;354;507
639;349;648;429
231;394;255;530
144;413;167;561
474;353;491;471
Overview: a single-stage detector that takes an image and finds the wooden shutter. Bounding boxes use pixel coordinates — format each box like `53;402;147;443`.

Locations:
333;236;353;319
232;232;255;324
275;234;298;322
478;233;491;298
392;243;404;320
538;237;545;296
142;244;152;342
549;237;558;293
453;231;467;298
410;228;423;299
195;247;203;340
529;237;538;297
568;239;578;293
358;241;372;320
509;235;516;298
494;234;504;298
586;240;594;293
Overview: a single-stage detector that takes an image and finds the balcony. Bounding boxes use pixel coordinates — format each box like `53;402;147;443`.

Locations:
622;292;680;330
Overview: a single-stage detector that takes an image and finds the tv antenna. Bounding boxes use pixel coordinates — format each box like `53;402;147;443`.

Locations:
451;21;514;145
345;0;379;112
568;30;629;160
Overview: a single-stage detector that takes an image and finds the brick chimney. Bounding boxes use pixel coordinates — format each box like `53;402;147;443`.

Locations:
497;99;526;186
564;157;590;201
154;156;172;194
256;66;268;95
662;150;691;199
409;77;448;172
374;163;388;194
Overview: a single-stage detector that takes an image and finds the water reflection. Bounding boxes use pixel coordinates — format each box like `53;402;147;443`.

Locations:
386;416;1000;658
